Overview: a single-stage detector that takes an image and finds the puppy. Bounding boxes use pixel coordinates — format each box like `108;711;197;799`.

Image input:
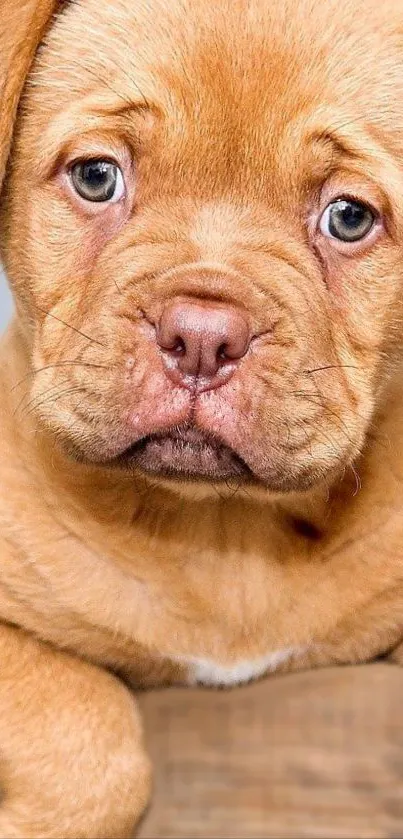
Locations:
1;0;403;834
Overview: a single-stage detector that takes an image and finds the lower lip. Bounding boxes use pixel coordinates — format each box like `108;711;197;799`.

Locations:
115;430;252;482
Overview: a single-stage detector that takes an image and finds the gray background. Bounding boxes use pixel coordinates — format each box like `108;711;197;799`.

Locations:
0;268;13;330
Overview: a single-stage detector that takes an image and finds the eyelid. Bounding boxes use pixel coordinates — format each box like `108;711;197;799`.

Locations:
325;194;378;217
67;154;121;171
49;136;134;184
317;177;385;220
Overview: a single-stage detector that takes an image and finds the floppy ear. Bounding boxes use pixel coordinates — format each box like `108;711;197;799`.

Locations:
0;0;59;193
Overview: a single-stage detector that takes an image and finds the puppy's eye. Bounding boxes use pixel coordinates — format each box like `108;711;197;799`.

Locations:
320;199;375;242
70;160;125;203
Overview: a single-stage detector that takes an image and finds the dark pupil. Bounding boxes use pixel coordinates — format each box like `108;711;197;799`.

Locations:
75;161;117;202
329;200;373;241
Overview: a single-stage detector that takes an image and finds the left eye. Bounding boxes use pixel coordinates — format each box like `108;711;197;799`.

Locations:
320;198;375;242
70;160;125;203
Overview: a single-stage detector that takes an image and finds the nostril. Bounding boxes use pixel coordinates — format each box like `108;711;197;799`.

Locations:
159;335;186;355
171;337;186;355
217;343;228;361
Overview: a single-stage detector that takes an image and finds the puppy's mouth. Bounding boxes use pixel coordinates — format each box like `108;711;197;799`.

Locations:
115;427;252;482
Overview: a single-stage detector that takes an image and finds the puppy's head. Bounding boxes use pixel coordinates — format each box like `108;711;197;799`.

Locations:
2;0;403;494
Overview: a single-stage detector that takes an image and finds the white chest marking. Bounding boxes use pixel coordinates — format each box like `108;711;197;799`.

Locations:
173;648;302;687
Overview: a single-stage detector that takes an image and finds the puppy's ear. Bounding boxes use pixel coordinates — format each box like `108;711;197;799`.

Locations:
0;0;59;192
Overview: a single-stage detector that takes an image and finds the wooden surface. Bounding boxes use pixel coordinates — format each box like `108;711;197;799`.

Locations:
137;664;403;838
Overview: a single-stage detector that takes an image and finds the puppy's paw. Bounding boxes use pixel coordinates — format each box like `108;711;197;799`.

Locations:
0;625;152;838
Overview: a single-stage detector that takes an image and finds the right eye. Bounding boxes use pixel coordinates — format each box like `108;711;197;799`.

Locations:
319;198;375;243
70;159;125;203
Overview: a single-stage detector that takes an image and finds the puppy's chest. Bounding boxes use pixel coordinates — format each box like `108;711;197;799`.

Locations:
168;648;301;687
133;564;305;687
161;576;304;686
87;552;306;688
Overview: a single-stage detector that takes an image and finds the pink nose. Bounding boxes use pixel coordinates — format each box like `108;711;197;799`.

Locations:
157;299;251;390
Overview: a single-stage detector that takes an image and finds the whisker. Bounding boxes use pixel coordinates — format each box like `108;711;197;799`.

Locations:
62;393;89;437
291;390;356;448
303;364;363;374
350;463;362;496
14;380;69;418
12;361;109;392
25;386;87;418
298;388;367;430
113;278;123;295
222;478;244;500
35;305;105;347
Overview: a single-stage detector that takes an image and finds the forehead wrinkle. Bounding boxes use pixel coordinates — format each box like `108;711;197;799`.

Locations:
36;0;403;146
31;0;340;120
320;125;403;210
289;104;403;205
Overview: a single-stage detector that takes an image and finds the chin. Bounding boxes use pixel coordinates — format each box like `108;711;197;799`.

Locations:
81;426;344;500
115;428;252;482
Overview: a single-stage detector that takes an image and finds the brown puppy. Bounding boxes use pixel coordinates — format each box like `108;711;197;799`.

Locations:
1;0;403;834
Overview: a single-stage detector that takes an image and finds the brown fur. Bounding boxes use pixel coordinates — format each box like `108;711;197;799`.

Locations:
1;0;403;834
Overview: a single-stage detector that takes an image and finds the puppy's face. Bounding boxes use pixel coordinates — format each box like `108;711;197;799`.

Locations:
2;0;403;492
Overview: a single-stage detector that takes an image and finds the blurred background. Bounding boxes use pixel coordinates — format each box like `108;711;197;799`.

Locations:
0;267;13;329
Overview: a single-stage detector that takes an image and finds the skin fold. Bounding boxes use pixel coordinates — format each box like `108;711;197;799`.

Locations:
0;0;403;834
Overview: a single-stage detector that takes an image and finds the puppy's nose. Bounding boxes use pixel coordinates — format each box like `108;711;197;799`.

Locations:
157;299;251;390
